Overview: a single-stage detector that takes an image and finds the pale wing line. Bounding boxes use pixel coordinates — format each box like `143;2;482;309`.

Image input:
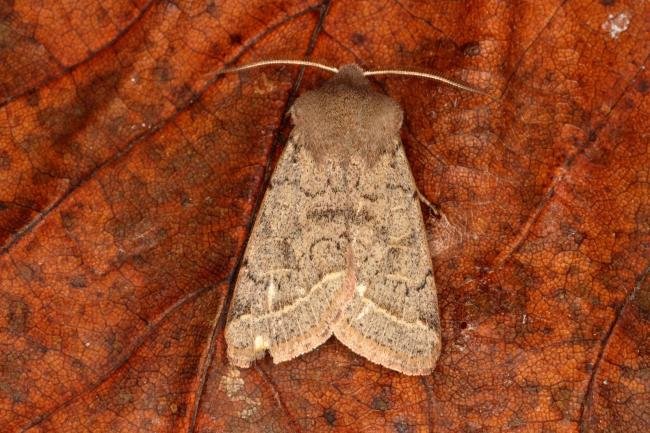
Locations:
354;304;371;321
237;276;435;337
231;271;346;325
355;296;432;331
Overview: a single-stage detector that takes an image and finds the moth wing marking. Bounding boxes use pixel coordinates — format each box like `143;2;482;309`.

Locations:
225;139;351;367
332;142;442;375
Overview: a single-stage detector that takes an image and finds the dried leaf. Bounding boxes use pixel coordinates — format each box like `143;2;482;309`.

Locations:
0;1;648;432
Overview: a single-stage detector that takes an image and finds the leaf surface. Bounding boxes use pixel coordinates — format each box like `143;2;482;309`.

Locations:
0;1;648;432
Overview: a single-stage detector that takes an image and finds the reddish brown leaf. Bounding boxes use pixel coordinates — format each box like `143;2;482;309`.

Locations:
1;1;648;432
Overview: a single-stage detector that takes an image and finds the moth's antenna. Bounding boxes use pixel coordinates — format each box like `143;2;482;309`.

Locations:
364;69;486;96
224;60;339;74
223;60;486;96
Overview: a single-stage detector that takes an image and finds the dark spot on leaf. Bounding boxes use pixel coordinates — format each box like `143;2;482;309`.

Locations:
0;0;15;17
69;275;88;288
208;42;224;59
131;254;147;267
461;41;481;56
35;106;73;140
206;1;218;15
0;202;7;211
60;211;76;230
351;32;366;45
16;263;44;283
172;84;196;107
372;395;390;411
635;79;649;94
43;71;119;139
95;6;109;23
600;0;615;5
105;114;128;137
10;389;25;404
459;321;468;330
229;33;243;45
154;60;173;82
30;69;120;180
0;150;10;170
588;129;598;142
180;191;192;207
105;331;125;358
26;91;39;107
323;408;336;425
25;238;40;253
636;276;650;318
394;420;413;433
7;298;30;334
0;378;27;404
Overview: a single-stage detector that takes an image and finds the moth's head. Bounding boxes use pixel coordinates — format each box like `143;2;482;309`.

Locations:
290;64;404;161
224;60;481;163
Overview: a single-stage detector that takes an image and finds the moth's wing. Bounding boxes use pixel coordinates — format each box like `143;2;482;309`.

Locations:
225;139;352;368
332;143;442;375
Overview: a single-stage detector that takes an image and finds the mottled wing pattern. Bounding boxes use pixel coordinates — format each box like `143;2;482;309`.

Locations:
225;64;441;375
331;142;441;375
225;138;354;367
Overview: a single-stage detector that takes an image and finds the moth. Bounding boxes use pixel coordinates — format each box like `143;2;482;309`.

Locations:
224;61;479;375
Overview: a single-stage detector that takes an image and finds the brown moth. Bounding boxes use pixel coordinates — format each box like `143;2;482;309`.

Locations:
224;61;479;375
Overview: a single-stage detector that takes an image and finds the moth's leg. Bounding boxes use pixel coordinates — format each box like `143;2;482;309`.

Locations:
415;189;441;219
